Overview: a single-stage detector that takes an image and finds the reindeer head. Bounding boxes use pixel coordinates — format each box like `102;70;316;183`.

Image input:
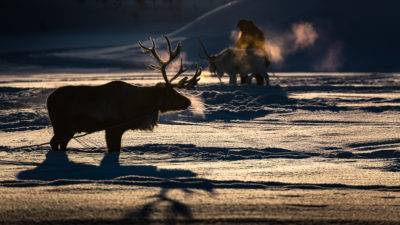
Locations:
198;38;222;84
206;56;217;74
139;36;199;112
159;87;190;112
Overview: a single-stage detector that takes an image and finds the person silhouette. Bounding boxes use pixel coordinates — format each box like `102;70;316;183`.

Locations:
236;19;270;85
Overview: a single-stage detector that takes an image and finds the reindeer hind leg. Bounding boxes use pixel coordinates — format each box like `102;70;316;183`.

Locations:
229;73;237;85
255;73;264;85
59;133;74;151
240;74;248;84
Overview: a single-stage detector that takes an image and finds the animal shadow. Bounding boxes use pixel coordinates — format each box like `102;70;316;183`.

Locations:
15;150;200;222
17;151;197;181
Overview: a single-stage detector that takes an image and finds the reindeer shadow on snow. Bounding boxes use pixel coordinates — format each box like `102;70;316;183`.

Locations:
15;150;198;222
7;145;315;223
6;143;400;223
16;151;197;181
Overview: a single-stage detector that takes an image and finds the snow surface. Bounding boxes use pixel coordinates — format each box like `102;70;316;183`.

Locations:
1;1;400;223
0;72;400;224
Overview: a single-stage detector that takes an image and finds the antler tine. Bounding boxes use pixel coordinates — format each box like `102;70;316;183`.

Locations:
198;37;211;59
194;63;202;76
139;36;187;87
169;58;188;83
164;35;173;56
138;39;152;51
191;64;202;84
163;35;181;62
176;64;202;88
139;37;172;85
192;64;202;85
139;38;165;65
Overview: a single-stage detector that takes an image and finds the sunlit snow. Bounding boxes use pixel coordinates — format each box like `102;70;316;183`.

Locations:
0;72;399;224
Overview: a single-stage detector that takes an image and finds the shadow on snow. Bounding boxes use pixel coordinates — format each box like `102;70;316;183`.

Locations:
329;139;400;172
1;150;399;191
1;149;400;222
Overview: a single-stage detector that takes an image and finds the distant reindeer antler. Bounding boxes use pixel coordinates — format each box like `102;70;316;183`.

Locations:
139;35;201;89
198;37;211;60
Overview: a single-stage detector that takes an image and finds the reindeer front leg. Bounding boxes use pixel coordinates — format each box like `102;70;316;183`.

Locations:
240;74;248;85
228;73;237;85
216;71;224;85
105;128;125;153
264;72;270;86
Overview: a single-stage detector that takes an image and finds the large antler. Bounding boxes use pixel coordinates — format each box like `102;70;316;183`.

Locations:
139;35;201;88
139;35;181;86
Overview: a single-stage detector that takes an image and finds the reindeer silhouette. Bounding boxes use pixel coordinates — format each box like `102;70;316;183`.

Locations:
47;36;201;152
199;38;269;86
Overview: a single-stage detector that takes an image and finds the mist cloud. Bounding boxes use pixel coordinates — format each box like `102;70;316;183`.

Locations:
264;22;318;64
229;21;339;70
292;22;318;50
266;42;284;63
157;50;188;73
188;95;206;119
230;30;240;42
313;42;343;71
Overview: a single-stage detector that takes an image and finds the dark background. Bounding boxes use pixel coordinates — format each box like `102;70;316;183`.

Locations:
1;0;399;72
